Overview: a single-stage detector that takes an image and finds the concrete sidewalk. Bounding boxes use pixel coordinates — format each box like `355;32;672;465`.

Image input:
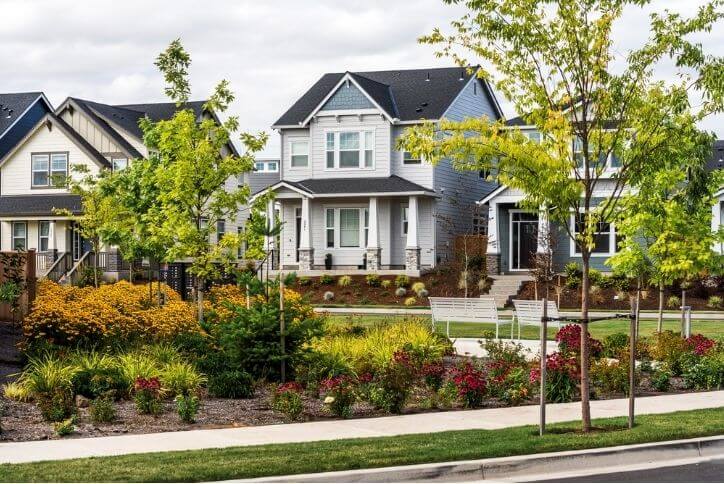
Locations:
314;306;724;320
1;391;721;465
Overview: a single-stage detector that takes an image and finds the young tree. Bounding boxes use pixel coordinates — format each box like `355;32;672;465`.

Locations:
609;135;724;331
400;0;723;431
142;39;268;322
56;165;117;288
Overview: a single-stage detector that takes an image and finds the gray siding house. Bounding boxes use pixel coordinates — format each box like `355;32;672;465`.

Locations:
255;67;502;274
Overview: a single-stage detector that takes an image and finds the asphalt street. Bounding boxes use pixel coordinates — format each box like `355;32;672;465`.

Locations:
534;458;724;483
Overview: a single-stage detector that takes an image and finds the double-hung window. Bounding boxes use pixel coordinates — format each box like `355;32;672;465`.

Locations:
112;158;128;172
254;160;279;172
12;222;27;251
326;130;374;169
290;140;309;167
324;207;369;248
571;213;616;256
32;153;68;187
216;220;225;244
38;221;51;252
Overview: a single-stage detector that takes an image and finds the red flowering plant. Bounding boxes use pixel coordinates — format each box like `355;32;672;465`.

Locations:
421;360;446;391
133;377;162;415
555;324;602;357
483;340;529;399
369;350;418;414
271;382;304;421
321;375;357;418
685;334;716;356
530;352;579;403
451;361;487;408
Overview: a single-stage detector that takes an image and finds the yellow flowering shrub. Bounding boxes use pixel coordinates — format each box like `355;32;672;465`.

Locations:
204;284;247;322
24;280;198;345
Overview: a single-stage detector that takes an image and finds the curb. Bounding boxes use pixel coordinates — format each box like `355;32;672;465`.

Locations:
238;435;724;482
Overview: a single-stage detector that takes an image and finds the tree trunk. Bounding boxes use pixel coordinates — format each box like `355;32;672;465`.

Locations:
93;242;99;288
197;277;204;323
580;253;592;432
657;283;664;332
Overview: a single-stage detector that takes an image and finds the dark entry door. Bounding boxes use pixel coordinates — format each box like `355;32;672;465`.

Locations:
510;212;538;270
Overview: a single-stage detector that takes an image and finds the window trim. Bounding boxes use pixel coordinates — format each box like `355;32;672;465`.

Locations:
401;206;408;236
402;151;422;165
323;206;369;249
31;151;69;188
216;220;226;244
289;139;309;168
323;128;376;170
569;212;617;257
254;160;279;173
38;220;51;252
111;157;128;172
12;222;27;251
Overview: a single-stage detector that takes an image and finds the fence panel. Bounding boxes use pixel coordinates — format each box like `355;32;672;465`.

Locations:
0;249;36;321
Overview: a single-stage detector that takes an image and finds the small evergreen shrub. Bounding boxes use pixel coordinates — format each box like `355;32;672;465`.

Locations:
207;370;254;399
667;295;681;309
319;274;334;285
175;394;200;423
602;333;630;358
365;274;382;287
650;369;671;392
53;417;76;437
394;275;410;288
89;396;116;423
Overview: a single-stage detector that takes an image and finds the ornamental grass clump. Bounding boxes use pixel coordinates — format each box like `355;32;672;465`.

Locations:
321;375;357;418
23;356;76;422
161;362;205;397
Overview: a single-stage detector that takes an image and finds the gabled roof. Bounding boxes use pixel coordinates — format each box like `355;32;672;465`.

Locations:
0;92;50;138
274;67;500;127
0;112;111;169
254;175;438;199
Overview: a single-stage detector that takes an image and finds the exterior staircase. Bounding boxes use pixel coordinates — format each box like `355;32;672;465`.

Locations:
487;274;533;308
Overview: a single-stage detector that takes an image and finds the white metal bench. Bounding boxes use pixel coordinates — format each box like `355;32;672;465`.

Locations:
429;296;510;339
511;299;561;340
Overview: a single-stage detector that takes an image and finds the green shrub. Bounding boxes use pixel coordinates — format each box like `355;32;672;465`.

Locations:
70;352;125;399
297;276;312;286
207;370;254;399
590;359;629;395
394;275;410;288
161;362;205;397
369;352;417;414
89;396;116;423
53;417;76;437
381;280;392;289
501;367;533;406
667;295;681;309
175;394;200;423
365;274;382;287
271;383;304;421
707;296;723;310
319;274;334;285
602;333;630;358
588;269;605;287
683;353;723;390
564;262;582;288
650;369;671;392
338;276;352;287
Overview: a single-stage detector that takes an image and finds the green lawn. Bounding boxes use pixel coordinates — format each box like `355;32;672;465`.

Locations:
1;408;722;482
325;314;724;339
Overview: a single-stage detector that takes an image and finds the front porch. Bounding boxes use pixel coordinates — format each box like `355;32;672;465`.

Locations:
260;179;438;275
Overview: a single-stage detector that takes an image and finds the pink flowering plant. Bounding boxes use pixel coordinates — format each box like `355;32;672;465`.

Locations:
133;377;162;415
451;361;487;408
556;324;602;357
685;334;715;356
530;352;579;403
321;375;357;418
271;382;304;421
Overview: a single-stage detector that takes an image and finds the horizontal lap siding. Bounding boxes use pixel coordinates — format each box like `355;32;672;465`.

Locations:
280;128;311;182
390;126;433;189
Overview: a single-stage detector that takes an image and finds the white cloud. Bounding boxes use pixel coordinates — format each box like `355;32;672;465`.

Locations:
0;0;720;157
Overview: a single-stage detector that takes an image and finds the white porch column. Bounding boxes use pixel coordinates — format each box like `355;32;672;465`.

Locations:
713;199;723;255
485;203;500;275
405;196;420;272
47;220;56;252
536;207;550;253
366;197;381;270
0;221;11;251
298;196;314;271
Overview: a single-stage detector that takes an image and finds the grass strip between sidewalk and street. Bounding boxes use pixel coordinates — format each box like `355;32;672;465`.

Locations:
1;407;722;482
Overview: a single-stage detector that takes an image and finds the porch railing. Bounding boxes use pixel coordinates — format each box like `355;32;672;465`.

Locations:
42;252;73;282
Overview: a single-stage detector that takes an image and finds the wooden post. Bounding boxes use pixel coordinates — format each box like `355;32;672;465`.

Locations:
680;289;687;337
279;275;286;383
26;249;37;314
540;297;548;436
629;286;640;429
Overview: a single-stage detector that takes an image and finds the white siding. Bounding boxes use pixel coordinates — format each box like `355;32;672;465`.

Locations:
60;109;125;157
390;125;434;189
280;128;312;181
0;122;101;196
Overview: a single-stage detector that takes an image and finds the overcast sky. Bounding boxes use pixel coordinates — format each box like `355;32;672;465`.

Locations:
1;0;721;157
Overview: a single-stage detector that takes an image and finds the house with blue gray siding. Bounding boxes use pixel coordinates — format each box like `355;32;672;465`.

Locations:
254;67;502;274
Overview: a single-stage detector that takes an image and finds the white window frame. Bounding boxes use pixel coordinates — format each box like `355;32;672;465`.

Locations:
323;128;375;170
38;221;50;252
323;206;369;249
402;206;408;236
254;160;279;173
216;219;225;244
289;139;309;168
569;212;617;257
112;157;128;172
402;151;421;165
12;222;27;251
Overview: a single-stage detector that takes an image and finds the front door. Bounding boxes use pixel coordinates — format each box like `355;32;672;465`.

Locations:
71;222;90;261
510;211;538;271
294;207;302;262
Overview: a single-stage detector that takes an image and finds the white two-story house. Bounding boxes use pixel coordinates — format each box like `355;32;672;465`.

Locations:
255;67;502;274
0;93;243;281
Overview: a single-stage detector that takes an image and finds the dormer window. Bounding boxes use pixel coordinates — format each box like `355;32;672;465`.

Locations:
112;158;128;172
32;152;68;187
325;130;374;169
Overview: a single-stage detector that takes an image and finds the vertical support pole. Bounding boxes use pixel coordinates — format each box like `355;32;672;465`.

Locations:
680;289;687;337
279;275;286;383
629;286;640;429
540;297;548;436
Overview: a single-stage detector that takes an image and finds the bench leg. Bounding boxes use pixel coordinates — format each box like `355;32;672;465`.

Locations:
446;319;450;338
495;321;499;340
